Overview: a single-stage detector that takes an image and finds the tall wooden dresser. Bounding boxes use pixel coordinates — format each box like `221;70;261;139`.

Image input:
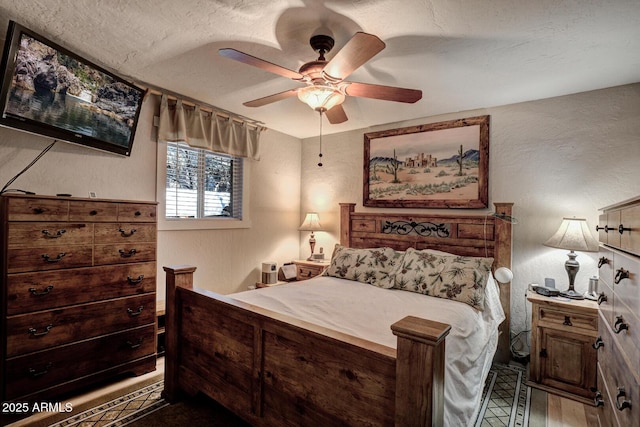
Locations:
0;194;157;408
594;196;640;427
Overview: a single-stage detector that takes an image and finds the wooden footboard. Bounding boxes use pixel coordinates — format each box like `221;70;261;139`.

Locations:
163;266;450;427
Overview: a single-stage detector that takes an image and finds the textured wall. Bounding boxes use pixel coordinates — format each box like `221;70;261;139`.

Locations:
0;95;303;300
300;83;640;342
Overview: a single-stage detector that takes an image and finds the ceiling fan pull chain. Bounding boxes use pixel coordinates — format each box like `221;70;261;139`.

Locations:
318;110;323;167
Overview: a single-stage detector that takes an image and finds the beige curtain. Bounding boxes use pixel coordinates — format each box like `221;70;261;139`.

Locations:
157;94;263;160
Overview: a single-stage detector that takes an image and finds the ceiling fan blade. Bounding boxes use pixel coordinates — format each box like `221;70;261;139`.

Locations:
345;82;422;103
243;89;300;107
325;104;348;124
219;48;304;80
322;32;385;81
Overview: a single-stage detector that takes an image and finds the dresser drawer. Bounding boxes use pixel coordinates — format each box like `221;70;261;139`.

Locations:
538;306;598;333
611;298;640;379
94;242;156;265
600;342;640;427
598;246;615;288
599;280;615;329
620;204;640;256
7;245;93;273
5;324;156;400
612;253;639;321
94;223;157;244
5;197;69;221
68;200;118;222
596;364;621;427
597;312;616;384
117;203;157;222
6;294;155;357
7;222;93;248
6;262;157;315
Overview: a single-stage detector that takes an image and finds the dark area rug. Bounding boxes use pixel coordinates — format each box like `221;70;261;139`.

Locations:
126;393;249;427
42;363;531;426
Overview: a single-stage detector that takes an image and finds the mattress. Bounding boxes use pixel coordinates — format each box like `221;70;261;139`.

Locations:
232;274;505;427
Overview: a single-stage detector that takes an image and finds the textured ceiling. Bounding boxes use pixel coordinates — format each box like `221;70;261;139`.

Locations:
0;0;639;139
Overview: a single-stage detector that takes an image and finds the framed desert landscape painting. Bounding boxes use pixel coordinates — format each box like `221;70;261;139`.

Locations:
363;115;489;208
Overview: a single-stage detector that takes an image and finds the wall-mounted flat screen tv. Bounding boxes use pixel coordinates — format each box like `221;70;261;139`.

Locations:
0;21;144;156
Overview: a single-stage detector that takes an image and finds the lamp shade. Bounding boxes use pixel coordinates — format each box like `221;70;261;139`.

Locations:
299;212;323;231
494;267;514;283
297;85;345;111
543;217;599;252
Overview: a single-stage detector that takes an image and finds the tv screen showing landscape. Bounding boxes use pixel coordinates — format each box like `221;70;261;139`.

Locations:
0;21;144;156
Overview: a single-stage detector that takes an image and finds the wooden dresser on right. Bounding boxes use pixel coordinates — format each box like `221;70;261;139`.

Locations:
595;196;640;427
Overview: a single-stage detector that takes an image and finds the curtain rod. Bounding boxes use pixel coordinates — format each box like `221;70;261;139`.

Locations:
138;80;267;131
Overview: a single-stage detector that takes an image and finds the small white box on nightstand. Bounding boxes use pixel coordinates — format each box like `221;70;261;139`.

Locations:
261;262;277;284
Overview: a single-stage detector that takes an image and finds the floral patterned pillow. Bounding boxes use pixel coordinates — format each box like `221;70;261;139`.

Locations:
393;248;493;310
324;245;404;288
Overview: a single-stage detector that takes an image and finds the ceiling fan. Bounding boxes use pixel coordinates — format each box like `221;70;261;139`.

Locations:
218;32;423;124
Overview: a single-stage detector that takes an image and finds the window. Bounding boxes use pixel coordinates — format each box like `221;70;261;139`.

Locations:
158;141;249;230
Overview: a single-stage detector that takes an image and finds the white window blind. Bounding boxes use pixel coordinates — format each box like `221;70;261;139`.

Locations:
165;141;243;219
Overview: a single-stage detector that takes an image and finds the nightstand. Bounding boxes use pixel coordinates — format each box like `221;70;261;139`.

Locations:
527;291;599;405
294;259;329;281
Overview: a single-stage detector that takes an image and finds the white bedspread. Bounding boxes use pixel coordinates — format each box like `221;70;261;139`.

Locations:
231;275;505;427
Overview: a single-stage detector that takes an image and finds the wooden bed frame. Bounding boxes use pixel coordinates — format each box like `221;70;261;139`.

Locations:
163;202;513;427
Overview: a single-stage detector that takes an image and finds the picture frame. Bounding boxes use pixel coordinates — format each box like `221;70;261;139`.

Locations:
363;115;489;209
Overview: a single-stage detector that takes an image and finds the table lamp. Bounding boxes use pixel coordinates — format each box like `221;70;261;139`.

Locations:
299;212;323;260
543;217;599;299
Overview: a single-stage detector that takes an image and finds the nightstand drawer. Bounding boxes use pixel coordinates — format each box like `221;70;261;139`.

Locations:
294;260;328;281
297;265;323;280
538;306;598;333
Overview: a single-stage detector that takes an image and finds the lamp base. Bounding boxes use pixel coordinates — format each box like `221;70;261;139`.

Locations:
560;289;585;300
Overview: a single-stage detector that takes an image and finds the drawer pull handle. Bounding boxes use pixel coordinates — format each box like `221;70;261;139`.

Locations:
28;324;53;337
593;336;604;349
29;285;54;296
596;225;614;233
563;316;572;326
28;362;52;378
614;268;630;284
42;229;66;238
594;391;604;407
119;248;137;258
42;253;66;263
126;338;144;349
127;274;145;285
135;210;142;216
614;316;629;334
90;210;98;216
32;207;45;214
127;306;144;317
618;224;631;234
119;228;137;237
616;387;632;411
597;292;608;305
598;257;610;268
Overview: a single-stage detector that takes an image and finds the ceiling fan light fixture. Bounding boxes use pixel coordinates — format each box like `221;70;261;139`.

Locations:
297;85;345;111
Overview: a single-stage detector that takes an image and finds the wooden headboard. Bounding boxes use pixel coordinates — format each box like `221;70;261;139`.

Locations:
339;202;514;363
